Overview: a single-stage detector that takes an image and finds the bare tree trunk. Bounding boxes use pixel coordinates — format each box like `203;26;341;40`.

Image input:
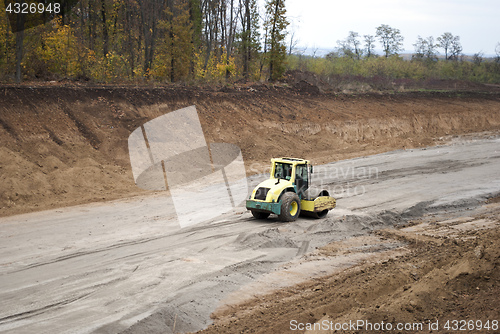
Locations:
260;25;268;79
101;0;109;56
79;1;85;41
188;0;202;78
242;0;251;79
137;10;142;70
288;30;296;55
203;1;217;70
269;0;280;80
88;1;94;50
15;14;25;83
5;21;11;66
125;2;135;77
219;0;225;52
225;0;234;79
202;1;210;69
61;1;66;25
138;0;163;75
168;0;175;82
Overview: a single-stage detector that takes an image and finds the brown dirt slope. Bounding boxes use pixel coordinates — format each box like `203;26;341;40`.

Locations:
1;85;500;217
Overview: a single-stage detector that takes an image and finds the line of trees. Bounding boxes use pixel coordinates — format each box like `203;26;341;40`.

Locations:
330;25;405;59
0;0;290;83
1;2;499;85
330;25;482;62
314;25;500;84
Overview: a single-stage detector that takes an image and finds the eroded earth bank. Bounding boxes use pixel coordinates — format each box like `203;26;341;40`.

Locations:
1;85;500;217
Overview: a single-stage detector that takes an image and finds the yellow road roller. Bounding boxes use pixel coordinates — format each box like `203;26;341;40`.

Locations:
246;158;336;221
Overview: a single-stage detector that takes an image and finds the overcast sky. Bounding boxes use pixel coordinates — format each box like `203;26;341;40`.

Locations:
282;0;499;56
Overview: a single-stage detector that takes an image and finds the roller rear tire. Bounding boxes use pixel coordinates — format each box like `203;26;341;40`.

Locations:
314;209;329;219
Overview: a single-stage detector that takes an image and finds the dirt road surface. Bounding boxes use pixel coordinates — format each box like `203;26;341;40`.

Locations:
0;136;499;333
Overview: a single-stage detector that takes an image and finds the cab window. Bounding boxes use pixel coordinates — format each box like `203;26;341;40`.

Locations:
274;162;292;180
296;164;308;182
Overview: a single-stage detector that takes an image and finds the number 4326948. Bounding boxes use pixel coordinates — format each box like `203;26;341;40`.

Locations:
444;320;498;331
6;2;61;14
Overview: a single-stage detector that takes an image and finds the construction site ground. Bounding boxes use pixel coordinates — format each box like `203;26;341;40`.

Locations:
0;82;499;333
199;197;500;334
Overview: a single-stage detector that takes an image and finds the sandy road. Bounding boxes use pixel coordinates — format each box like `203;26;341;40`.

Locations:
0;137;499;334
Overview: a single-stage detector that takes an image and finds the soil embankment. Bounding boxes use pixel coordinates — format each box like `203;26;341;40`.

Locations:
1;85;500;217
